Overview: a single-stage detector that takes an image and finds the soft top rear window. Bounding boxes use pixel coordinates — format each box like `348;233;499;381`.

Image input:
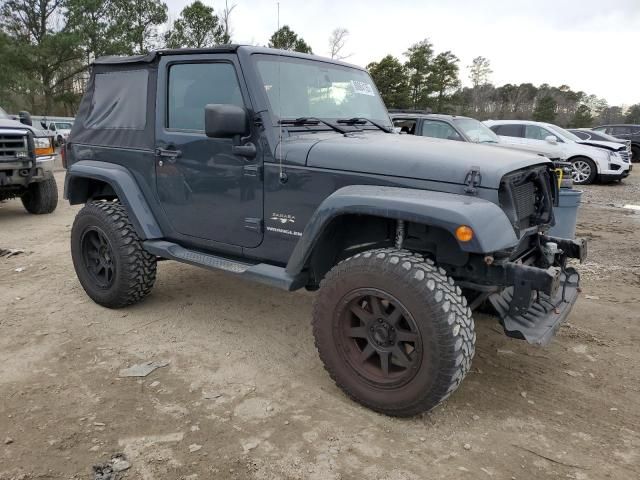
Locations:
86;70;148;130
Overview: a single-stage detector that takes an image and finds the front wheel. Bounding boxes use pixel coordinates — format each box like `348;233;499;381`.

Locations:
632;145;639;163
71;200;157;308
312;249;475;417
570;157;597;185
21;177;58;214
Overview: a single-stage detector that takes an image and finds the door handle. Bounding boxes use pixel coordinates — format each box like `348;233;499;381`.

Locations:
232;142;257;159
155;147;182;162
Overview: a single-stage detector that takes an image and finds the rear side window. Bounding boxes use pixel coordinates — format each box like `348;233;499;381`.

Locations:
168;62;244;131
420;120;462;140
86;70;148;129
493;124;523;137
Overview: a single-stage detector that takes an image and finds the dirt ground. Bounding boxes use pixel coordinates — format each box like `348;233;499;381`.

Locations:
1;165;639;480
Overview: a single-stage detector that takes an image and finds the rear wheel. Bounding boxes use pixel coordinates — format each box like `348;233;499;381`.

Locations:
570;157;597;185
21;177;58;214
312;248;475;417
71;200;157;308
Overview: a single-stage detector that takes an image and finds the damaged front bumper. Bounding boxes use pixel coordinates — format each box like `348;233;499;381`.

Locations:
489;268;580;345
479;236;587;346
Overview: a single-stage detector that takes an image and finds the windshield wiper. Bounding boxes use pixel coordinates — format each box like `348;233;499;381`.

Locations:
278;117;349;134
336;117;393;133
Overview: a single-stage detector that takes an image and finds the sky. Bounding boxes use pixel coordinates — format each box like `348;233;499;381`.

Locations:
165;0;640;106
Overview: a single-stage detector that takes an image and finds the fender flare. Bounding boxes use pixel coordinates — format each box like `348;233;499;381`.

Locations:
285;185;518;275
64;160;162;239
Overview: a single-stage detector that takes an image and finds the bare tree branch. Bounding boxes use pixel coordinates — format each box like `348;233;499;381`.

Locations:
328;27;350;60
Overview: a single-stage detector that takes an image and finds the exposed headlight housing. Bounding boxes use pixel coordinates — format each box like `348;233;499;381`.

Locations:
33;136;54;156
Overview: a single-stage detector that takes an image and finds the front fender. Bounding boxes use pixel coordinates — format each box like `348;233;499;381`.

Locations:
64;160;162;239
285;185;518;275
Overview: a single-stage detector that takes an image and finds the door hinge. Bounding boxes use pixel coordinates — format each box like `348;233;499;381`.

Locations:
243;164;263;179
244;217;263;232
464;167;482;195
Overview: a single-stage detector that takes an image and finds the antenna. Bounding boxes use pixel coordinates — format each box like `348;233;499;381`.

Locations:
277;2;285;182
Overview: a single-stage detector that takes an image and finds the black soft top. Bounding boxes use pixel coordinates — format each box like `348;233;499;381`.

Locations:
72;46;366;150
93;45;241;65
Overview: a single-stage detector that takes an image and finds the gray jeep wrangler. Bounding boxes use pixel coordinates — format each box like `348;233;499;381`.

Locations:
64;46;586;416
0;107;58;214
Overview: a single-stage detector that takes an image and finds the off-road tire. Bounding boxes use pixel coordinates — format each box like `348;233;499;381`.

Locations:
312;248;475;417
632;145;639;163
21;177;58;214
570;156;597;185
71;200;157;308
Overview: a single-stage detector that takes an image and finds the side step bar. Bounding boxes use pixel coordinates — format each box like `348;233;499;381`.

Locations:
143;240;307;291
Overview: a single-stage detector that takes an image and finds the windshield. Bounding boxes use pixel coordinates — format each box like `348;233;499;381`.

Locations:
55;122;73;129
254;54;391;127
454;118;499;143
549;125;582;142
0;107;9;119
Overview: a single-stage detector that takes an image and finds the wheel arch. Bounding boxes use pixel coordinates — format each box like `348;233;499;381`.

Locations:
285;185;518;281
567;154;600;173
65;160;163;240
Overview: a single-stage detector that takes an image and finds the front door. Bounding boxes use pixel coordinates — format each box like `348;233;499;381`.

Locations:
155;55;263;248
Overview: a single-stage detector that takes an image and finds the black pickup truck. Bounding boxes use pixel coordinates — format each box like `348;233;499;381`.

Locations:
64;46;586;416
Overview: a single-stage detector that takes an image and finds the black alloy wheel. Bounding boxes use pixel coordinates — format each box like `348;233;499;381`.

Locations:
337;289;422;388
81;226;116;288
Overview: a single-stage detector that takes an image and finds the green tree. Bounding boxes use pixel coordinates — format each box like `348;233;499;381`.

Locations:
625;104;640;123
111;0;167;54
532;95;557;122
268;25;312;54
404;39;433;109
428;51;460;112
571;104;593;127
0;0;84;114
367;55;411;109
164;1;223;48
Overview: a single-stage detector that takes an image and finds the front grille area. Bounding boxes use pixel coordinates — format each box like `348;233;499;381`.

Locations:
499;166;555;234
0;134;27;159
619;148;631;163
512;181;536;219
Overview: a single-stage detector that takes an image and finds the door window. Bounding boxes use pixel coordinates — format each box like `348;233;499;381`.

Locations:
168;62;244;131
610;126;631;135
420;120;462;140
393;118;417;134
493;124;523;137
525;125;555;141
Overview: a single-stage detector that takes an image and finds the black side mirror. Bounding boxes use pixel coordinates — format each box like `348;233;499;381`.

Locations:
18;111;32;126
204;104;248;138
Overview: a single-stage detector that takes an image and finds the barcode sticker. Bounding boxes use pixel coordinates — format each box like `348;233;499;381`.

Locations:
351;80;375;96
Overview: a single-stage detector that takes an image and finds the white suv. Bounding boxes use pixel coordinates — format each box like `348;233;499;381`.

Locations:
484;120;631;185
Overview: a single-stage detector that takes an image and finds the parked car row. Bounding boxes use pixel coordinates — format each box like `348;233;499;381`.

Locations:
391;113;634;185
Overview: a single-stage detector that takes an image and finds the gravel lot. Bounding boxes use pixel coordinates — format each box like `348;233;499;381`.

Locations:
1;167;639;480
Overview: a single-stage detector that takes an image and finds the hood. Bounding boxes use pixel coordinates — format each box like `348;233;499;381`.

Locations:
299;132;550;190
0;118;48;137
576;139;625;152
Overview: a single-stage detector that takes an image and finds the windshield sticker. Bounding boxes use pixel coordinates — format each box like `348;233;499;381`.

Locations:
351;80;375;96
